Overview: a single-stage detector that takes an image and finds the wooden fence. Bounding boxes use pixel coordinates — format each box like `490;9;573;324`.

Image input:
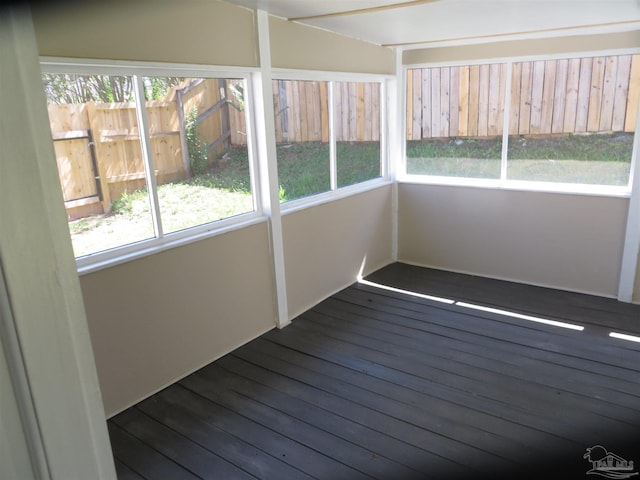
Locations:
50;79;381;219
49;78;235;219
51;58;640;219
407;54;640;140
270;80;381;144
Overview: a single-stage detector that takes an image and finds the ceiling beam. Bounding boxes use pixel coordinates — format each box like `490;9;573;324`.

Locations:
288;0;442;22
383;18;640;48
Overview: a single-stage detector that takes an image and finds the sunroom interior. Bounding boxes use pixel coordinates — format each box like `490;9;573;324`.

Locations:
2;1;640;479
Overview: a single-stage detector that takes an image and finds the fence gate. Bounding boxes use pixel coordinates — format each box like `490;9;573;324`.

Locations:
52;129;102;216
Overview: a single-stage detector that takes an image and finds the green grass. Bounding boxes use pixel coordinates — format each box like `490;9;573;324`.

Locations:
68;142;381;257
69;134;632;257
406;133;633;184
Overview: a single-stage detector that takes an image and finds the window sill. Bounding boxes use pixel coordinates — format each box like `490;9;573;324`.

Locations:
76;212;266;275
397;174;632;198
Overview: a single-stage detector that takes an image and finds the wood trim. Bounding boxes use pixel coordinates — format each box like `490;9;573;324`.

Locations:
386;19;640;48
288;0;441;22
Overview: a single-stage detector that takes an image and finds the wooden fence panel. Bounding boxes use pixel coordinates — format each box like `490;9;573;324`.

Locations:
53;138;97;202
407;54;639;140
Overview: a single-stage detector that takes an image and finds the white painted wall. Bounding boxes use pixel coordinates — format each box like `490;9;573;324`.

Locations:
398;183;628;298
283;186;394;319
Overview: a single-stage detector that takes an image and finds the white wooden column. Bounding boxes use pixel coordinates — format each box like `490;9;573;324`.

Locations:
0;7;116;479
254;9;290;328
618;116;640;303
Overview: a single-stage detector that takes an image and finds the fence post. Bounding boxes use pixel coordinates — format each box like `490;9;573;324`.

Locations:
219;79;231;150
176;87;192;179
85;101;112;213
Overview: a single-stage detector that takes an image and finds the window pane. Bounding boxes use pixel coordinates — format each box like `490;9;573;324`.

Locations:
273;80;330;202
42;73;154;257
406;65;505;179
506;56;635;186
144;77;254;235
334;82;381;188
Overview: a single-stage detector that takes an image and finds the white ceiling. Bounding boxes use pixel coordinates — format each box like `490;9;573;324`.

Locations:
223;0;640;48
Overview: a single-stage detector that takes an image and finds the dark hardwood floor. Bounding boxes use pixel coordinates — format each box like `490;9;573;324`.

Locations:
108;263;640;479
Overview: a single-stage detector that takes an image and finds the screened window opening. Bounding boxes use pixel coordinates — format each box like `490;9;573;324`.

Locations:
273;79;382;203
506;56;635;186
42;72;255;259
335;81;381;188
406;64;506;179
406;53;638;188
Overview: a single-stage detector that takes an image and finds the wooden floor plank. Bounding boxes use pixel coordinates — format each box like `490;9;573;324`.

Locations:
108;422;201;480
113;459;145;480
112;408;257;480
136;386;315;480
314;296;640;396
155;384;358;480
180;370;375;480
303;306;640;417
108;263;640;480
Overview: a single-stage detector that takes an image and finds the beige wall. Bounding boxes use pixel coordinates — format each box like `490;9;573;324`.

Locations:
32;0;258;66
283;186;394;320
270;16;394;74
403;30;640;65
80;222;276;416
398;184;628;298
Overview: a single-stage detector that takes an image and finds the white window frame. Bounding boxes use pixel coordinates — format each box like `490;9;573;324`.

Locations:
40;57;264;274
399;48;640;199
271;69;394;214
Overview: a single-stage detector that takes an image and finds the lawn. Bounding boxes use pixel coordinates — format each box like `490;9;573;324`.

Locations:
69;133;632;257
406;132;633;185
68;141;381;257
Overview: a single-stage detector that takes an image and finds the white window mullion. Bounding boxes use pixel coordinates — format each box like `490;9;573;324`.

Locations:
500;61;513;182
132;75;163;238
329;81;337;191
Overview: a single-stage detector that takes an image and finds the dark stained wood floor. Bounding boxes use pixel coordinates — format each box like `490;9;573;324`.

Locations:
108;263;640;480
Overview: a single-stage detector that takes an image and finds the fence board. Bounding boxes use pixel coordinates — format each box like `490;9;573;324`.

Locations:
477;64;490;136
518;62;533;134
430;68;441;138
625;55;640;132
487;64;503;136
587;57;605;132
612;55;631;132
575;57;592;132
562;58;580;133
599;56;618;131
529;60;545;134
449;67;460;137
540;59;556;134
320;82;330;143
508;63;521;135
420;69;430;139
551;59;568;133
458;66;470;136
468;65;480;137
439;68;451;137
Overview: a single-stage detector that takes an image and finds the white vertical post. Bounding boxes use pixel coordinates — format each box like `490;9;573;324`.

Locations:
0;7;116;479
389;49;404;262
618;96;640;302
254;9;290;327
